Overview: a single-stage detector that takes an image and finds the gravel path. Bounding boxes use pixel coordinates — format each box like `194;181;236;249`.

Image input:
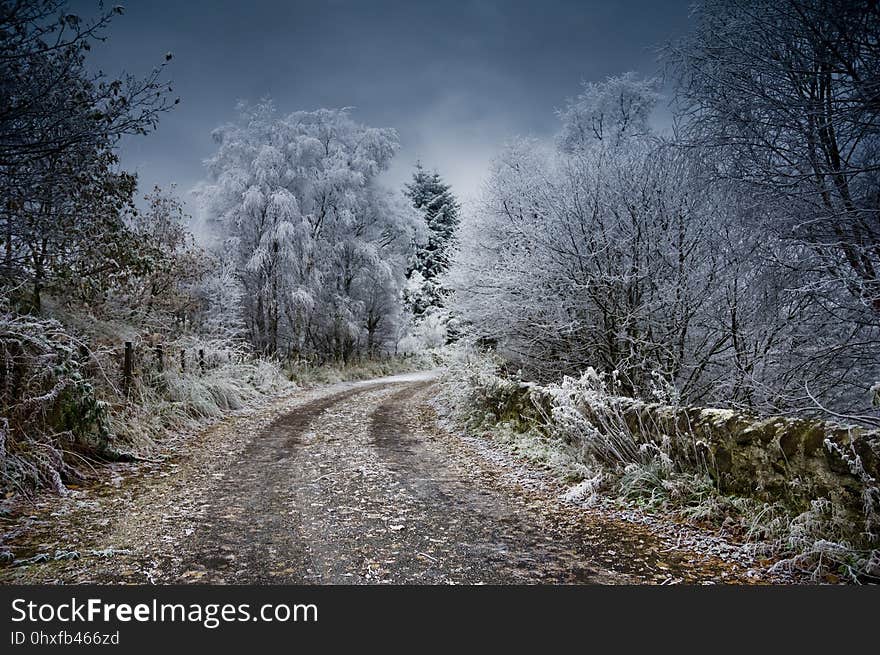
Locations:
0;372;773;584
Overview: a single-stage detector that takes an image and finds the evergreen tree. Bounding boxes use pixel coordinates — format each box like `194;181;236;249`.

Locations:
403;163;460;316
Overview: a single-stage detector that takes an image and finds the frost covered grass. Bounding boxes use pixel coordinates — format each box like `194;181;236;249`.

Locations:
109;349;290;453
0;309;291;495
0;306;437;497
436;349;880;583
0;309;107;494
287;353;435;387
0;313;293;494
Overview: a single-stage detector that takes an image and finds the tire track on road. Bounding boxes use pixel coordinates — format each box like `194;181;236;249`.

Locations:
157;384;381;583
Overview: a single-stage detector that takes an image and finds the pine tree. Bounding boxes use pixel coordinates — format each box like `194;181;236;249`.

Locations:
403;163;460;317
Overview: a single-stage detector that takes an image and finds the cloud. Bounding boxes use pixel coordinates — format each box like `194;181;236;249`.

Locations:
80;0;696;218
382;88;539;205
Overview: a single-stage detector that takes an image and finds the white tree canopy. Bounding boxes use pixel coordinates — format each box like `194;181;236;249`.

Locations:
199;102;418;360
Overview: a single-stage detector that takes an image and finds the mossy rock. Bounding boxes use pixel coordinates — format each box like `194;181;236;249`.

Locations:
802;425;826;456
711;443;733;475
823;441;855;475
779;430;799;458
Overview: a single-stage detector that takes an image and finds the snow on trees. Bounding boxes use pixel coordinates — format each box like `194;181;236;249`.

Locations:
403;163;461;318
0;0;175;313
448;68;879;417
200;102;418;362
450;76;712;394
667;0;880;415
669;0;880;316
557;72;659;152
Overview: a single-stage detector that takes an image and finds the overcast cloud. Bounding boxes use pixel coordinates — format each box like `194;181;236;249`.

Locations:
73;0;695;208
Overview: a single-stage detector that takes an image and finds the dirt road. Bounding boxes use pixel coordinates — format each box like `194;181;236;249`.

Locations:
0;372;770;584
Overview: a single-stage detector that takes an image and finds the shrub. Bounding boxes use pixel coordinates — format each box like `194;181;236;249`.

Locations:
0;309;111;493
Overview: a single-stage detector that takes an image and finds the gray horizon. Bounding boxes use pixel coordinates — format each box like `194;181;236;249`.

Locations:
72;0;694;213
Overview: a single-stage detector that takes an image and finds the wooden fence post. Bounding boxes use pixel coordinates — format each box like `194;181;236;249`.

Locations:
123;341;133;397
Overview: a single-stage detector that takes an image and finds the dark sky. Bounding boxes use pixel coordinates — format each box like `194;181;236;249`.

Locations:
73;0;695;208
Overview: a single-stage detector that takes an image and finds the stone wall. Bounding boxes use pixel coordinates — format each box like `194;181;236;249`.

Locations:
612;400;876;515
488;379;878;531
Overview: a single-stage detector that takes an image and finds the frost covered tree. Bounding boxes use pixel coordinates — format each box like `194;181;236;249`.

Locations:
200;102;417;361
667;0;880;416
127;187;212;332
557;72;659;152
669;0;880;315
449;70;879;416
451;75;716;397
0;0;175;312
403;163;460;317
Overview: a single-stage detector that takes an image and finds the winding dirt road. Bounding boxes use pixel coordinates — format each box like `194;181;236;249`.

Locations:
0;372;769;584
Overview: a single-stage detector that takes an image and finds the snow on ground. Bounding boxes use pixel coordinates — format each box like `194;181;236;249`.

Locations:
354;368;443;385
